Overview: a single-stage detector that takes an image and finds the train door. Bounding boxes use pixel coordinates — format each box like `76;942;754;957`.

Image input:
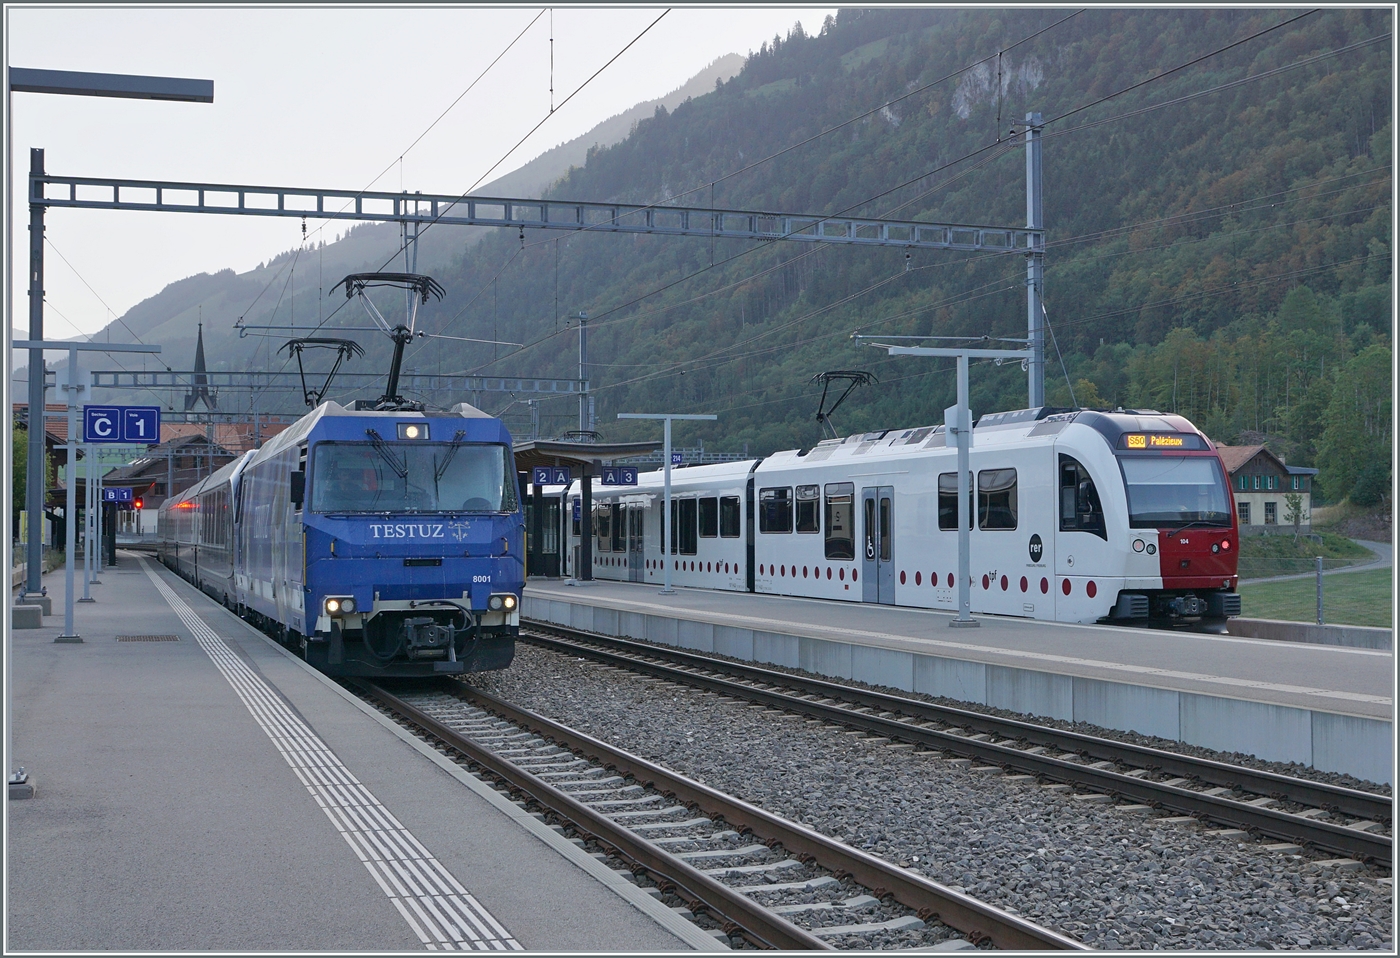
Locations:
1054;453;1112;613
861;486;895;604
628;503;645;582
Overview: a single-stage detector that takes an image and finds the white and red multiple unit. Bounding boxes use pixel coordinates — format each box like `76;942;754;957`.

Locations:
559;407;1241;627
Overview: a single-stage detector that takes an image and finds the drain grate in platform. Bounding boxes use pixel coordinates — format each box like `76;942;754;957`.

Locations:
115;634;181;642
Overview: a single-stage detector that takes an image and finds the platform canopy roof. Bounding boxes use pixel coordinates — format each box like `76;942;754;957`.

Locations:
513;439;663;476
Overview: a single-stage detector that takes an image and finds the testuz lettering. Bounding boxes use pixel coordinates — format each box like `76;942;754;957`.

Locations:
368;524;446;539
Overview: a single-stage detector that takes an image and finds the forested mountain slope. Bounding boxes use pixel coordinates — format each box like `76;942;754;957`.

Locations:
92;8;1393;502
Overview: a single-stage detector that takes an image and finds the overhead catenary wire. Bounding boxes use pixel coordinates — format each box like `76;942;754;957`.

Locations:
420;10;1088;359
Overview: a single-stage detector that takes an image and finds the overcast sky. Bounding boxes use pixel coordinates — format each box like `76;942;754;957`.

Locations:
6;5;834;340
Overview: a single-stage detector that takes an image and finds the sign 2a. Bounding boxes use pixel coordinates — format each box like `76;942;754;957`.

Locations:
83;405;161;444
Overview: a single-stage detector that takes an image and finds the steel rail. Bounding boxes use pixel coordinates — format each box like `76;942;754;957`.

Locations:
525;621;1390;819
522;622;1393;868
351;679;830;951
357;679;1085;950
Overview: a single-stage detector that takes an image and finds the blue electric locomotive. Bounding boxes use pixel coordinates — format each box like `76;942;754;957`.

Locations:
158;400;524;676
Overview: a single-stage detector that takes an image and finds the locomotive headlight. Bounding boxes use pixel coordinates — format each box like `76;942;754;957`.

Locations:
324;595;355;616
397;422;429;440
487;593;518;612
1221;539;1231;551
1132;539;1145;553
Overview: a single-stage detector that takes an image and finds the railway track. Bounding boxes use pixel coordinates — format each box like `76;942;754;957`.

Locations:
520;620;1393;870
352;678;1086;951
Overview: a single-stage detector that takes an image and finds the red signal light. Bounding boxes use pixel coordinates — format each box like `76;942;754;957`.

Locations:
134;498;144;510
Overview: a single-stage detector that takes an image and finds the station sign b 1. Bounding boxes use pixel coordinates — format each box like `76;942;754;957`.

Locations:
84;405;160;444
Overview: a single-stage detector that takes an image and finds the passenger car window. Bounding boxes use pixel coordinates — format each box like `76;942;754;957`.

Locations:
823;483;854;559
795;485;820;533
938;472;973;531
977;469;1017;530
759;487;793;533
699;497;718;538
719;496;741;537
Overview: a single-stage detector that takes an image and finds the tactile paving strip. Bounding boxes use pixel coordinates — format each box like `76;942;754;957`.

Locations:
139;558;521;951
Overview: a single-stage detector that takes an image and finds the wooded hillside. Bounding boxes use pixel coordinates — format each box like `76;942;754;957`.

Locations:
94;8;1395;502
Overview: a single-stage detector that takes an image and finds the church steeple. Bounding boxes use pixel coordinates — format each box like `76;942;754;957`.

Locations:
184;321;218;411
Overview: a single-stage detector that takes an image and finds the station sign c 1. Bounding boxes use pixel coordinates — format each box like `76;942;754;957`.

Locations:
600;466;638;486
531;466;571;486
84;405;160;444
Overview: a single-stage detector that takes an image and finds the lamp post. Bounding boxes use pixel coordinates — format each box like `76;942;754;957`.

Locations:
617;413;717;594
6;67;210;798
854;336;1031;627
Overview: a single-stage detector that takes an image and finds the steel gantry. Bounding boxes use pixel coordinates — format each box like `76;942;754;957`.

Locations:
31;171;1043;255
66;369;587;397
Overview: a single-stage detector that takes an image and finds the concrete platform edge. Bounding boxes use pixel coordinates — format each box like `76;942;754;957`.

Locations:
525;595;1393;786
1230;617;1392;651
191;576;724;952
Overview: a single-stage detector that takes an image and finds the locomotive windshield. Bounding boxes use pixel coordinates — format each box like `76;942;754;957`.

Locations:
311;441;516;514
1119;456;1231;528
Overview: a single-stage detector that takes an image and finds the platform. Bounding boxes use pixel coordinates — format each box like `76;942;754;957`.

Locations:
7;555;719;952
524;579;1394;786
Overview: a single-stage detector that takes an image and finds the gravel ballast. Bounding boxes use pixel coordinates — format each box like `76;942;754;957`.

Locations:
469;644;1394;951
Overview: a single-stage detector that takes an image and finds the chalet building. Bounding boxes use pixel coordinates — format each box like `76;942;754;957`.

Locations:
1215;444;1317;534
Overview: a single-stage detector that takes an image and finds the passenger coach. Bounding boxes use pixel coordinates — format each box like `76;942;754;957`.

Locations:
563;407;1241;629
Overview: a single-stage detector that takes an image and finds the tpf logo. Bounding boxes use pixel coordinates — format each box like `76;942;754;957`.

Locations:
1028;534;1044;563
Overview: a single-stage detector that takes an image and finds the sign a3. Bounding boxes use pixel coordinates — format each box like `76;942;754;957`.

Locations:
600;466;638;486
84;405;160;444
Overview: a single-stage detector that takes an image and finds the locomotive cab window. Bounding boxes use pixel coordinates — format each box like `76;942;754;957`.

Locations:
1120;456;1231;529
823;483;854;559
977;469;1018;530
795;485;820;533
938;473;974;531
759;487;793;533
310;442;516;514
719;496;742;537
1059;455;1107;540
699;497;719;538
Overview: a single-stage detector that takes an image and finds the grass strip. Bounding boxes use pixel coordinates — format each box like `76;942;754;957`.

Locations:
1238;568;1393;629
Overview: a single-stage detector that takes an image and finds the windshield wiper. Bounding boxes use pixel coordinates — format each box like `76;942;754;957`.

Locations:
434;430;467;483
1164;517;1228;538
365;429;408;479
